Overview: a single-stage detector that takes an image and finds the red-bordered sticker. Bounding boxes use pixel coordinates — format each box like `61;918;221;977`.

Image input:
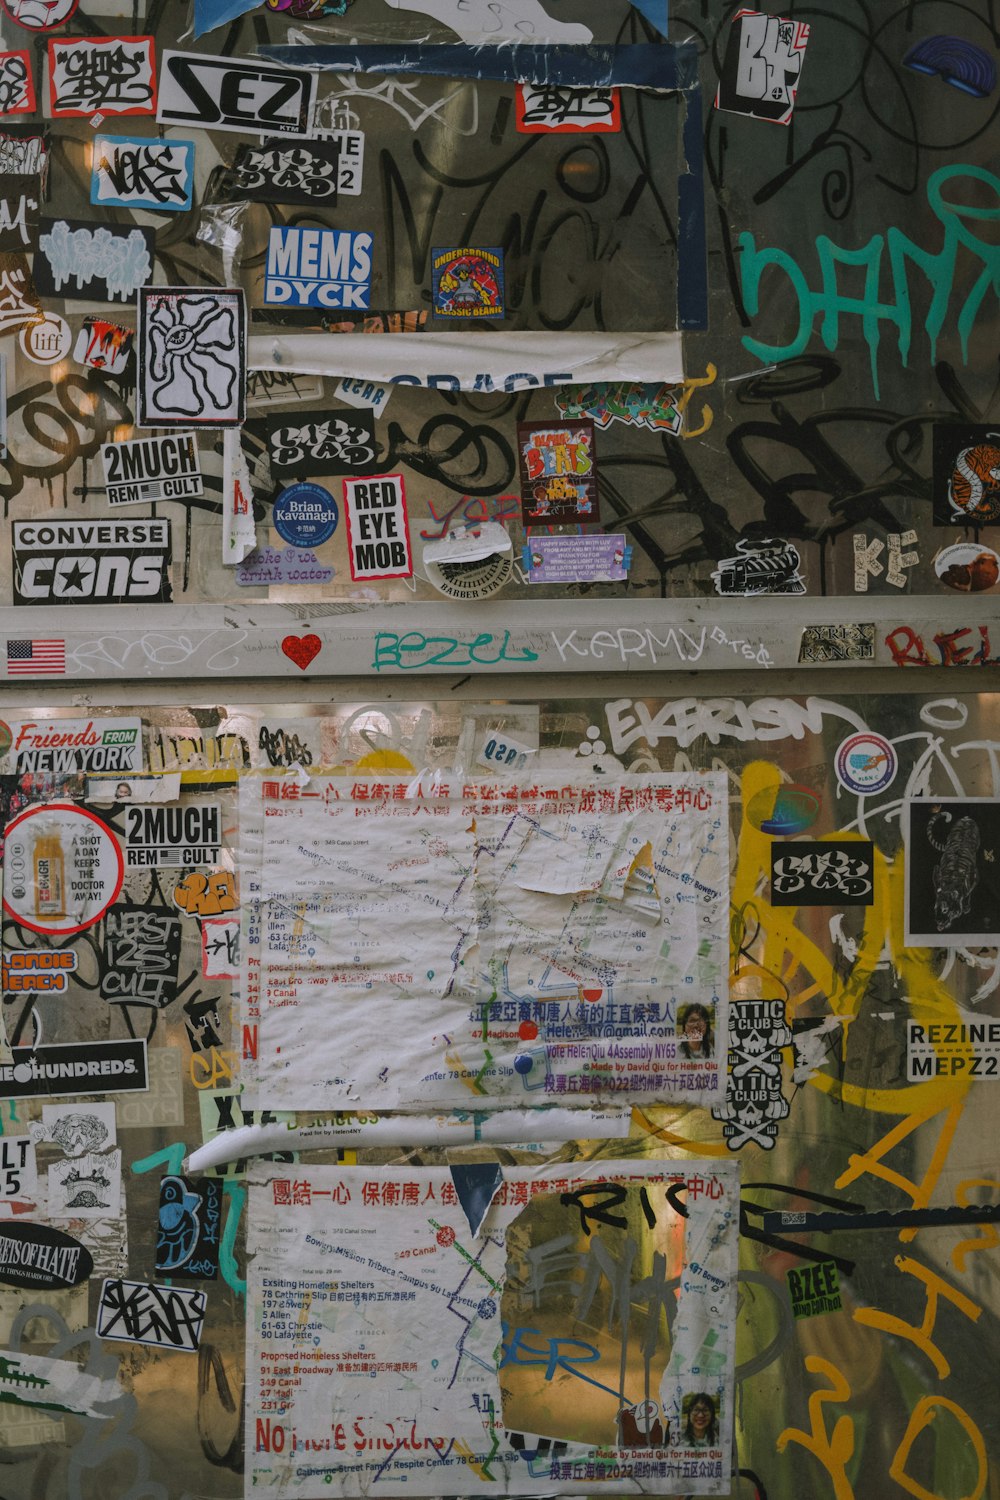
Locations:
515;83;621;133
0;52;35;115
343;473;412;581
2;0;78;30
48;36;157;119
2;802;124;937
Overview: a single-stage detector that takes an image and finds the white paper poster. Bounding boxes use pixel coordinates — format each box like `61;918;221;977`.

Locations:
240;774;728;1110
247;1158;739;1497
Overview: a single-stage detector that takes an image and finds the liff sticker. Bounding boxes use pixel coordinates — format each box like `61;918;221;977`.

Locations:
431;246;504;319
2;802;123;936
343;474;411;581
517;418;598;524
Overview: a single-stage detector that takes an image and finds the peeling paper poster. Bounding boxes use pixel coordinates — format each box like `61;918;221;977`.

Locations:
0;1348;120;1420
248;1159;739;1496
239;774;728;1111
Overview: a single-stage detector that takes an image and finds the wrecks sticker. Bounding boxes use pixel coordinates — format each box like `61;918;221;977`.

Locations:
91;134;194;213
34;217;154;303
101;433;203;508
74;318;134;375
157;51;315;136
13;519;171;605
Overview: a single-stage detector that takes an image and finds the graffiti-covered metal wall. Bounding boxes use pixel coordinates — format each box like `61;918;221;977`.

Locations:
0;2;994;1500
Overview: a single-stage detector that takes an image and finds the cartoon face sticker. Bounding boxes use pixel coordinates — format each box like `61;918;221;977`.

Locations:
2;0;78;29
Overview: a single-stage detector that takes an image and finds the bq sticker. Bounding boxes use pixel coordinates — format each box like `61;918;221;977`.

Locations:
265;409;376;479
0;53;34;115
48;37;157;119
2;0;77;28
715;10;810;125
137;287;246;428
342;474;412;580
264;226;373;311
157;51;315;136
34;218;154;303
933;424;1000;525
515;84;621;133
91;135;194;213
517;418;598;523
431;247;504;318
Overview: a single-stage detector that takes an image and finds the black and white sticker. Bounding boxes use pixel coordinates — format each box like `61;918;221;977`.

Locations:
124;803;221;868
137;287;246;428
48;36;157;120
0;177;37;252
343;474;412;580
229;132;363;204
97;1277;205;1351
907;1016;1000;1081
13;519;171;605
0;1136;35;1206
2;716;142;774
0;1041;148;1100
101;432;203;507
157;51;315;137
770;841;875;907
34;217;154;303
264;408;376;479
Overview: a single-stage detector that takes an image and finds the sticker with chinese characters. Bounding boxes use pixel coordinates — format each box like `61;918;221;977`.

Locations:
48;36;157;120
431;246;504;319
137;287;246;428
715;10;810;125
517;418;598;524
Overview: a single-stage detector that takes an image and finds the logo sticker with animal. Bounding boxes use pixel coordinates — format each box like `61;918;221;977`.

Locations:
431;246;504;319
906;797;1000;946
933;423;1000;525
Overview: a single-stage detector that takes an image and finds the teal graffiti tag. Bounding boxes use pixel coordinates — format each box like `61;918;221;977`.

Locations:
372;630;539;672
738;164;1000;398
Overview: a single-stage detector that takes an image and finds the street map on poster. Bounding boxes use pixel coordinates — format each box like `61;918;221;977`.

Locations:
247;1159;739;1497
239;774;727;1110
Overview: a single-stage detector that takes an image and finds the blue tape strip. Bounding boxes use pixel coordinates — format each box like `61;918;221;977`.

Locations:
629;0;669;37
677;74;707;330
258;42;685;89
194;0;258;36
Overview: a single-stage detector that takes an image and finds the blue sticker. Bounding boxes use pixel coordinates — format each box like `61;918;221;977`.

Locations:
264;226;372;311
91;136;195;213
432;247;504;320
273;482;338;547
194;0;258;36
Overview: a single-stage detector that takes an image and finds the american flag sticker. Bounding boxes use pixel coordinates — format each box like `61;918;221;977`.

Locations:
6;639;65;675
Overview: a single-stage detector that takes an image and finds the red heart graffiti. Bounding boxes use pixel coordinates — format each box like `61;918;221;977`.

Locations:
281;633;322;670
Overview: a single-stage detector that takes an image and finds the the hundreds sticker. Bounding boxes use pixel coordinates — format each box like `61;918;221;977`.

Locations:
0;1040;148;1099
264;226;372;310
342;474;411;581
124;804;221;868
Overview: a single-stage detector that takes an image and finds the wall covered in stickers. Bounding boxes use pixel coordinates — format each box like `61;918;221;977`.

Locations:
0;2;994;1500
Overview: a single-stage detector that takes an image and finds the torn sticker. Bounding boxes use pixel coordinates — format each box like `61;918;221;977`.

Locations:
516;83;621;132
343;473;412;580
423;522;512;600
87;774;181;803
3;0;77;26
48;36;157;120
202;916;239;980
935;542;1000;592
518;418;598;523
222;428;257;565
524;533;629;583
0;1348;120;1419
138;287;246;429
335;374;393;417
715;10;809;125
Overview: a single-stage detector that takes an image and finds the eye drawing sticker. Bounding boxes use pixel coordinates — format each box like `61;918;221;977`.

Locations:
137;287;246;429
2;0;78;28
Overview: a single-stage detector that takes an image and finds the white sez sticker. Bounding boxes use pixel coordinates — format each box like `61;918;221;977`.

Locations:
101;433;203;507
157;52;316;136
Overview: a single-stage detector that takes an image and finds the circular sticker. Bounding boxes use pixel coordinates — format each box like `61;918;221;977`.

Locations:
835;733;897;796
2;0;78;28
272;483;338;547
746;782;821;835
19;313;71;366
934;542;1000;593
3;803;124;936
428;551;513;600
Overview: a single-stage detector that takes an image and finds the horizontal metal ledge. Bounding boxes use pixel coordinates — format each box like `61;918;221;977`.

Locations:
0;600;995;682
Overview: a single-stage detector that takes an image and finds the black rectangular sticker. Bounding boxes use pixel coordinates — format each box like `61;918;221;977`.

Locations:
263;408;377;479
155;1175;222;1280
12;519;171;606
770;840;875;906
124;803;222;869
0;1041;148;1099
157;52;315;137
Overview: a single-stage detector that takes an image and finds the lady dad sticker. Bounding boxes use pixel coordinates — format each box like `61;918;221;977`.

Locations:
272;483;338;547
835;732;897;796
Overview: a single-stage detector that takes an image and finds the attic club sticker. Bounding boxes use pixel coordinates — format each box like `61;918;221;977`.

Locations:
230;133;363;203
715;10;810;125
343;474;412;580
2;802;124;937
515;84;621;132
0;53;34;116
933;424;1000;525
517;418;598;523
48;37;157;119
770;841;875;907
137;288;246;428
13;519;172;605
264;226;373;311
157;52;316;137
101;433;203;508
124;803;222;868
432;246;504;319
34;218;154;303
2;0;77;26
265;409;376;479
91;135;194;213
